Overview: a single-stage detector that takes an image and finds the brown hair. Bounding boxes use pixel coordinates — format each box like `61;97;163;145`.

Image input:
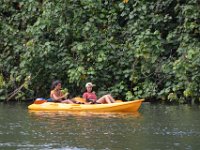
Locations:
51;80;61;90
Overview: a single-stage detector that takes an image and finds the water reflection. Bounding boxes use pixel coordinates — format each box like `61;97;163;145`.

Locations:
27;110;142;150
28;110;141;119
2;103;200;149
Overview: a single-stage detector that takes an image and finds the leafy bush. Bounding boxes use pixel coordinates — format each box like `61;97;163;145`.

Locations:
0;0;199;103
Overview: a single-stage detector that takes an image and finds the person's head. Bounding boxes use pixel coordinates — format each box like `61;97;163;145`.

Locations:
51;80;62;90
85;82;95;92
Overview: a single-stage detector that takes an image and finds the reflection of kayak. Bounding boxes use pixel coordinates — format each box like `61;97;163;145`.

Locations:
28;99;144;112
29;110;141;118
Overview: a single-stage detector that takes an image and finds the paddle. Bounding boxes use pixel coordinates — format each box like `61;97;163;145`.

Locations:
115;100;123;103
33;97;123;104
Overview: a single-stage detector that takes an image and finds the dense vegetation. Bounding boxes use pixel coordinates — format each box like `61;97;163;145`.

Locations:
0;0;199;103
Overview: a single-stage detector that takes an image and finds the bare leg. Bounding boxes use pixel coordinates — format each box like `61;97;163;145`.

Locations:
107;94;115;103
61;99;74;104
96;97;104;103
97;95;112;104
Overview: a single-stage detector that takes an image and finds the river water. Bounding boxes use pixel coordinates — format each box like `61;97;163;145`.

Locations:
0;102;200;150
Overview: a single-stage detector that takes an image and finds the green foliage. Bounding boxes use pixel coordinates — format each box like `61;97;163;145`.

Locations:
0;0;199;103
0;74;6;100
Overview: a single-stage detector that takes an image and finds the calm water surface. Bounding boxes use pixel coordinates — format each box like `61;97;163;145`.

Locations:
0;102;200;150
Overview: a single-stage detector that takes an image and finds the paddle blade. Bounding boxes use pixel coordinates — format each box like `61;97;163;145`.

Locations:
115;100;123;103
73;97;86;103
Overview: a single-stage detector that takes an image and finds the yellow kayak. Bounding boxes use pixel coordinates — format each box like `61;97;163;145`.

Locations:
28;99;144;112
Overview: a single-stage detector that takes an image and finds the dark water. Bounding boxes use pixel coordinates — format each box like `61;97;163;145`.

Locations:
0;102;200;150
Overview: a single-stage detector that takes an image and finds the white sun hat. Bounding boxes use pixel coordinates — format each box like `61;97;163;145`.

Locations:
85;82;95;87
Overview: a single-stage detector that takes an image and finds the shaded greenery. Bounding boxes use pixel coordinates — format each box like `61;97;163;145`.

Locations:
0;0;199;103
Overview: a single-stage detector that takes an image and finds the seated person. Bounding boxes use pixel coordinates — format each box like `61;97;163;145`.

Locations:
82;82;115;104
50;80;81;104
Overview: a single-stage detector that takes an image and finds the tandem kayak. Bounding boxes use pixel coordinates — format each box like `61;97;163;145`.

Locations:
28;99;144;112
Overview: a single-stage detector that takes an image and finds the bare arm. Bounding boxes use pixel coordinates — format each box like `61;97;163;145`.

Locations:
51;92;68;102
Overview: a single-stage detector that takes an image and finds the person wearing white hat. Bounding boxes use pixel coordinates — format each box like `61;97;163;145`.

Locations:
83;82;115;104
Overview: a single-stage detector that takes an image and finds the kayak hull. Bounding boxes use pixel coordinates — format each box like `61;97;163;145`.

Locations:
28;99;144;112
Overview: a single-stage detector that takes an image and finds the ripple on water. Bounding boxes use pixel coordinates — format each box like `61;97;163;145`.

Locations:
0;142;90;150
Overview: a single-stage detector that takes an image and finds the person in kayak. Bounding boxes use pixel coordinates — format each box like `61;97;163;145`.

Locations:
50;80;81;104
82;82;115;104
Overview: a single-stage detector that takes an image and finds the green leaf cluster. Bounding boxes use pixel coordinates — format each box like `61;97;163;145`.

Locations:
0;0;199;103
